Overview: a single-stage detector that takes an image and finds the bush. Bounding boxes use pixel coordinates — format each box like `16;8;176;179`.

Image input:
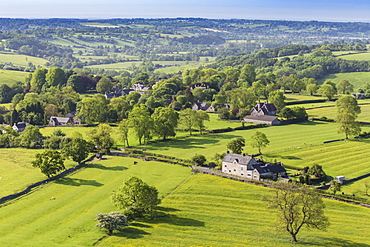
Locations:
192;154;207;166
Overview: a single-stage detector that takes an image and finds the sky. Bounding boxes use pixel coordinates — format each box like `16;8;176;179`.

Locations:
0;0;370;22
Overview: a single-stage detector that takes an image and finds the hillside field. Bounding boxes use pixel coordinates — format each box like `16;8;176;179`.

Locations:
0;52;48;67
145;121;370;160
320;72;370;90
0;156;369;246
305;103;370;122
0;148;77;198
0;69;29;86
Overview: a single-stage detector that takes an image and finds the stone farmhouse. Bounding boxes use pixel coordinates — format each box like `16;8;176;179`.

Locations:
192;102;215;112
244;101;280;126
49;116;81;126
222;153;286;180
12;122;30;132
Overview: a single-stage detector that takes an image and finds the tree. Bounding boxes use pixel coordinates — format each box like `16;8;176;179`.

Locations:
128;105;153;145
76;94;109;124
66;74;84;93
0;84;14;103
337;79;353;95
19;125;43;148
227;137;245;154
336;95;361;139
268;90;286;111
96;76;113;94
152;107;178;140
32;150;66;178
62;137;93;164
111;176;161;219
194;110;210;134
30;68;47;92
88;124;114;153
308;164;326;178
250;131;270;154
46;67;66;87
318;83;336;100
95;212;128;235
263;182;330;242
192;154;207;166
330;180;341;195
44;104;59;119
179;108;198;135
117;119;130;147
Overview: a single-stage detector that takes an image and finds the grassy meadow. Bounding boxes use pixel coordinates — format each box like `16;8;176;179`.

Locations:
0;69;29;86
0;156;191;246
320;72;370;90
0;52;48;67
305;103;370;121
145;121;370;160
0;156;369;247
0;148;77;198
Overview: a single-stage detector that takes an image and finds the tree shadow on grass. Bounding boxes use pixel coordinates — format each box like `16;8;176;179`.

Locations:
147;134;240;151
113;226;150;239
265;154;302;160
89;163;128;171
55;177;104;187
298;237;370;247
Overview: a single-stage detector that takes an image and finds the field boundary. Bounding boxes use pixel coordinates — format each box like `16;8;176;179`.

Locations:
0;154;96;206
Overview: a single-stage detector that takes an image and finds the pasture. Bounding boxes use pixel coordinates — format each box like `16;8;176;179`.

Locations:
0;156;191;246
320;72;370;90
0;156;369;246
0;52;48;67
0;148;76;198
101;174;370;247
335;51;370;61
145;121;370;160
305;103;370;122
0;69;29;86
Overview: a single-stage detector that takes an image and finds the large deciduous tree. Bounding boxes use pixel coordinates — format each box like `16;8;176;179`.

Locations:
76;94;109;124
96;76;113;94
111;176;161;219
152;107;178;140
263;182;330;242
46;67;66;87
250;131;270;154
62;137;94;164
179;108;197;135
128;105;153;145
337;79;353;95
32;150;66;178
227;137;245;154
88;124;114;153
194;110;210;135
336;95;361;139
268;90;286;111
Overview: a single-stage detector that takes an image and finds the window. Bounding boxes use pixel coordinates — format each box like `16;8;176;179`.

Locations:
247;174;251;176
229;170;231;172
224;165;227;167
241;173;244;176
234;169;236;172
241;167;243;171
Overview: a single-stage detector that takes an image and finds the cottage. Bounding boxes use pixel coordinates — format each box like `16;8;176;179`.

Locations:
250;101;277;116
49;117;76;126
192;102;215;112
12;122;30;132
222;153;286;180
243;115;281;126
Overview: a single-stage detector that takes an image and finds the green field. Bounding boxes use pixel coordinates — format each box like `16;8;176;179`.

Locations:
0;69;29;85
320;72;370;90
0;52;48;67
335;51;370;61
1;156;369;247
0;148;76;197
101;174;370;247
284;94;326;103
306;103;370;122
0;156;191;246
145;121;370;160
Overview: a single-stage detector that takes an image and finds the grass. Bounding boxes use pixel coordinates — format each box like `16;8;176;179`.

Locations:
101;174;370;247
0;52;48;67
305;102;370;122
0;69;29;85
0;148;76;197
263;139;370;202
320;72;370;90
0;156;191;246
335;51;370;61
144;121;370;160
284;94;326;103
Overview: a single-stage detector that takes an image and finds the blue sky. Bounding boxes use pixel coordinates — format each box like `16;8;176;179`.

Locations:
0;0;370;22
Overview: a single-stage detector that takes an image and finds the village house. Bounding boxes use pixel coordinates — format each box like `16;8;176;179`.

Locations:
12;122;30;132
192;102;215;112
49;116;81;126
222;153;286;180
244;101;280;126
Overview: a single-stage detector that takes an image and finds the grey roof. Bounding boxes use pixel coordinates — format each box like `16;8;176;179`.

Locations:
222;153;256;166
244;115;279;121
253;164;286;174
51;117;71;124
